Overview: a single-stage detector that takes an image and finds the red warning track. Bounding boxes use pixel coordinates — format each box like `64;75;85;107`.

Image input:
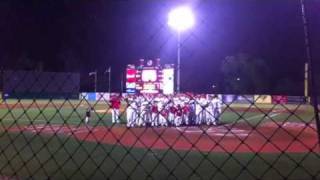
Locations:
6;122;319;153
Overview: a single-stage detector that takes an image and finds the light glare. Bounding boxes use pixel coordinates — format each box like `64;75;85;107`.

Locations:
168;6;195;32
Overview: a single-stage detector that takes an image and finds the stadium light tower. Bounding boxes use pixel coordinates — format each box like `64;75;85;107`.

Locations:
168;6;195;93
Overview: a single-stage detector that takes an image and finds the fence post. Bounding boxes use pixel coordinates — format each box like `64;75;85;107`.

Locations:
300;0;320;144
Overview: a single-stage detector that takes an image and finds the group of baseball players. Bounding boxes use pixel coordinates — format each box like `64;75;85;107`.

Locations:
109;93;222;127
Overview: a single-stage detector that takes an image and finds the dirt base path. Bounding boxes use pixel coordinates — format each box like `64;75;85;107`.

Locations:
6;122;319;153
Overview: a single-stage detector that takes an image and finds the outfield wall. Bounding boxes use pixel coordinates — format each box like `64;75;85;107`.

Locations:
223;95;307;104
79;93;307;105
80;92;112;101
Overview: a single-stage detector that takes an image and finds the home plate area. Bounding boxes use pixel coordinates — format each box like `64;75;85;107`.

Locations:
7;121;319;153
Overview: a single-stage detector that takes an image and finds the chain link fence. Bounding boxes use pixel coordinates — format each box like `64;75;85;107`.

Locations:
0;72;319;179
1;0;320;180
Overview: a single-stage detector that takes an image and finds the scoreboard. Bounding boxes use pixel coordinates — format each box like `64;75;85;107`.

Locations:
126;59;174;94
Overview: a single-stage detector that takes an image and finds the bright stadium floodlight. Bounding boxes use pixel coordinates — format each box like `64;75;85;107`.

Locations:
168;6;195;93
168;6;195;32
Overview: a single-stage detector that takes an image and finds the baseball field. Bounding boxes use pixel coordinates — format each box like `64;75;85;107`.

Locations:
0;99;319;180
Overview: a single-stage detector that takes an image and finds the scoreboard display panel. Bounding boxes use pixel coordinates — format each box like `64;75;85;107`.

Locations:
126;65;137;94
141;69;157;82
162;68;174;95
126;59;174;94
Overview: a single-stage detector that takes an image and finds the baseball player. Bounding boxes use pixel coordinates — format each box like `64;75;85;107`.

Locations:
110;95;121;124
206;96;214;125
182;102;190;125
84;107;92;124
159;103;168;126
168;102;176;126
151;101;159;127
136;96;145;127
212;95;222;125
175;104;183;126
142;96;151;126
126;96;137;127
195;96;202;125
188;96;196;125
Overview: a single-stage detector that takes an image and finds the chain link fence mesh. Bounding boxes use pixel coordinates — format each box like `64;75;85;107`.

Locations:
1;0;320;180
1;82;319;179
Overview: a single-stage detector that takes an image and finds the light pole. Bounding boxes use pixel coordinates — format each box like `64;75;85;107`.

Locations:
104;67;111;94
300;0;310;101
177;31;181;93
168;6;195;93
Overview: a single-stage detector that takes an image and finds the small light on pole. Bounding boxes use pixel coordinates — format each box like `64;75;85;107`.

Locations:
168;6;195;93
212;84;217;94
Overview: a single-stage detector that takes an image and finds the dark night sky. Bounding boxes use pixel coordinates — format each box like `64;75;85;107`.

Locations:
0;0;319;94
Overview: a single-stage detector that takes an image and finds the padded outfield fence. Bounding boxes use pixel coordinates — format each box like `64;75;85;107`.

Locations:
1;1;320;180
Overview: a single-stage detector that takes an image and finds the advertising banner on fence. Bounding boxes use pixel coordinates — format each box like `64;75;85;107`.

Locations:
87;93;96;101
222;95;254;104
96;93;110;101
238;95;254;104
287;96;307;104
222;95;236;104
254;95;272;104
80;93;88;100
80;92;114;101
272;95;288;104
